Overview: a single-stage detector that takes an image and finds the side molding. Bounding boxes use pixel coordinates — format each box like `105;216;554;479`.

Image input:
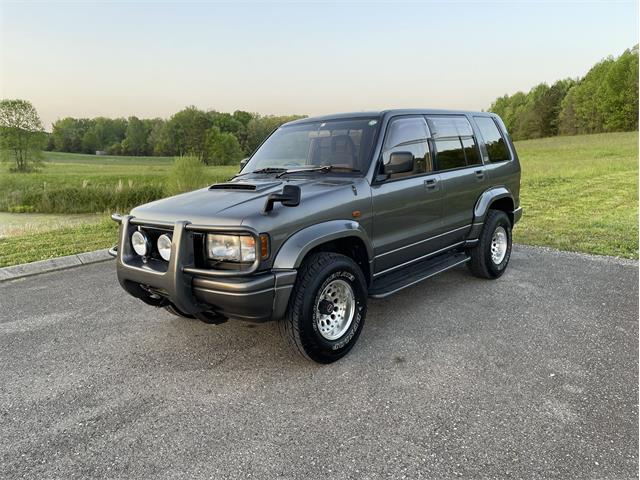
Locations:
272;220;373;270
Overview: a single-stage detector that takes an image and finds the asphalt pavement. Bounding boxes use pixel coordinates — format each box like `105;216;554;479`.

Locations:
1;246;637;479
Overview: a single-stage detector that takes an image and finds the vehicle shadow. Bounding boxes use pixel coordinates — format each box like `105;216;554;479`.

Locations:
155;264;491;372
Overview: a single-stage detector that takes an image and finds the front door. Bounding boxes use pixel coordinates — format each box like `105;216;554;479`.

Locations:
371;116;445;275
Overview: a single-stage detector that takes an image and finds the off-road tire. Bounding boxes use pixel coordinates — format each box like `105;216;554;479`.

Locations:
164;304;195;319
468;209;512;279
279;252;368;364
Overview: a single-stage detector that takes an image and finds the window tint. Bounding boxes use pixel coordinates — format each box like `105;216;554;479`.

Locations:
461;137;481;165
474;116;510;162
427;116;473;138
427;115;482;171
382;117;433;179
434;138;466;170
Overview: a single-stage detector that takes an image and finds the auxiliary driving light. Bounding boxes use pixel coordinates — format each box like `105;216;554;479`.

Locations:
131;230;149;256
157;234;172;261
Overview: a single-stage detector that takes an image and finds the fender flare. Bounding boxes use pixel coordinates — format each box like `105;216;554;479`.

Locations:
272;220;373;270
473;186;515;224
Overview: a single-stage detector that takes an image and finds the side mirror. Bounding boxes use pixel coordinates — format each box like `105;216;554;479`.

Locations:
239;158;249;171
263;185;301;213
383;152;414;175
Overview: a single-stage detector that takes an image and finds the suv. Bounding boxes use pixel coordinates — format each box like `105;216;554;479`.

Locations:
111;109;522;363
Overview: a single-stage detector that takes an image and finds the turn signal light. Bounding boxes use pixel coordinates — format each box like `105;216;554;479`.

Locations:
260;234;270;260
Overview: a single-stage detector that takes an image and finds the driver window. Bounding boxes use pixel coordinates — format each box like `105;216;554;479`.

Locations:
381;117;432;179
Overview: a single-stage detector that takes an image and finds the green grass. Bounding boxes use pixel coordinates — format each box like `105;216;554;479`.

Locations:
515;131;638;259
42;151;175;165
0;212;103;237
0;156;238;213
0;133;637;267
0;218;117;267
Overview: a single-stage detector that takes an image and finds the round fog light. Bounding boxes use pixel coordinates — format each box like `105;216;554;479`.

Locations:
131;231;149;256
157;234;172;261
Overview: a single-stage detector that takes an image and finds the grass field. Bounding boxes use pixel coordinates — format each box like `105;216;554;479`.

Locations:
42;151;175;165
0;132;637;267
0;156;238;213
514;131;638;258
0;212;103;237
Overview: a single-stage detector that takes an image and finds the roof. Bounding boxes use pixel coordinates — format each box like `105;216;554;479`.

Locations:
283;108;492;126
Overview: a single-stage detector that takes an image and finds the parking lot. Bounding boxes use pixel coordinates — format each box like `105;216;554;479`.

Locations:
1;245;637;479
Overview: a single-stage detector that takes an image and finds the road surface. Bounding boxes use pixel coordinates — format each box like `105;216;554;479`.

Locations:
1;246;637;479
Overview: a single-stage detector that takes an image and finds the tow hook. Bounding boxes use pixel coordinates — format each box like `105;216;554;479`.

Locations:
193;311;228;325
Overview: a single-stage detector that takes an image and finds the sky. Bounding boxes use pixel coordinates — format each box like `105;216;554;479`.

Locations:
1;0;638;129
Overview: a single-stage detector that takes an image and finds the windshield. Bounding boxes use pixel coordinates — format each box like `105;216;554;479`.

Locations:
244;118;379;174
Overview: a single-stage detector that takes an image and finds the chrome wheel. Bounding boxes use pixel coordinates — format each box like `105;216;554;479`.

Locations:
315;279;355;340
491;226;508;264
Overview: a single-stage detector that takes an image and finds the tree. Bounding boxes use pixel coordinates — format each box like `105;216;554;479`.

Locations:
0;99;46;172
204;126;244;165
233;110;253;127
491;46;638;139
146;118;165;155
600;47;639;131
156;106;212;157
50;117;90;152
122;116;150;155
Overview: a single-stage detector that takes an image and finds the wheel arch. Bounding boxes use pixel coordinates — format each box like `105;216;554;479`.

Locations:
473;187;515;225
272;220;374;284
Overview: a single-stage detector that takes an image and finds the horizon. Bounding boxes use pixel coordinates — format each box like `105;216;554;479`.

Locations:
1;0;638;129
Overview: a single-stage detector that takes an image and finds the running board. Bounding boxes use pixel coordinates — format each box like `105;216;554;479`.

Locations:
369;252;470;298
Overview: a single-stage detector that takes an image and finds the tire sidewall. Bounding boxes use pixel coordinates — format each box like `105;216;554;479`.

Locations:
484;213;512;277
299;258;367;361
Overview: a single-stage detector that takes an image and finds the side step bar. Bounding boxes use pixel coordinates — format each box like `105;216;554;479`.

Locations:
369;252;470;299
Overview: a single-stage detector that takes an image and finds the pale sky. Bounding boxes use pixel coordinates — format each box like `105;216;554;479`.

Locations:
1;0;638;129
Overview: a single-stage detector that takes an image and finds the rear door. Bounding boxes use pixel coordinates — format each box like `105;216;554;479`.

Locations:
370;116;445;274
425;115;487;245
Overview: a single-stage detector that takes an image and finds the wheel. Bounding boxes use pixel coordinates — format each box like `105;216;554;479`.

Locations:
279;252;368;363
163;304;195;319
467;209;512;279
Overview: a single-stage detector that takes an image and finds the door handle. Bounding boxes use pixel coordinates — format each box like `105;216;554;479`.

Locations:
424;178;438;190
475;169;485;180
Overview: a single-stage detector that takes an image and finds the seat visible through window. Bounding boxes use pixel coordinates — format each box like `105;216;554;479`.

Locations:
309;134;357;168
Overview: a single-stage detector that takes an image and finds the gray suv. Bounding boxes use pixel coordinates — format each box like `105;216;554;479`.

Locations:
111;109;522;363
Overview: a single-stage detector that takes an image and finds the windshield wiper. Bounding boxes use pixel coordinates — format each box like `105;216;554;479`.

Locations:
276;165;360;178
230;167;287;179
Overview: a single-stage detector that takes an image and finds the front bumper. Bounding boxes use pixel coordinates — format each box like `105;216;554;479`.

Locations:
111;214;295;322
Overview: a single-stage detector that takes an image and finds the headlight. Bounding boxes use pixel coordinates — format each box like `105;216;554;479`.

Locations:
157;234;172;261
131;231;149;256
206;234;268;263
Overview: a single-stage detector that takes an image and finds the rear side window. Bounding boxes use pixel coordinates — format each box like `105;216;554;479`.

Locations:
474;116;511;162
426;115;481;171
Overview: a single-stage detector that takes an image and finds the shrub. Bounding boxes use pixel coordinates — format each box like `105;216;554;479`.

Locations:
1;183;165;214
165;155;208;196
106;142;123;155
7;205;35;213
204;126;244;165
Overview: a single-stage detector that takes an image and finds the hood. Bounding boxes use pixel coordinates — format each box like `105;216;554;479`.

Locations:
129;175;356;225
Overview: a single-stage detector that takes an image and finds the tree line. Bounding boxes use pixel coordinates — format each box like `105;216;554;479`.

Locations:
489;46;638;140
46;109;305;165
3;45;637;173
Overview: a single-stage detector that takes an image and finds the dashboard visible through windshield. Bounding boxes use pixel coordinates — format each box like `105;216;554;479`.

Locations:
244;118;380;174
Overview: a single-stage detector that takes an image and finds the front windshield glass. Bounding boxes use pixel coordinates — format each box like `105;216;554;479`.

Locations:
245;118;379;173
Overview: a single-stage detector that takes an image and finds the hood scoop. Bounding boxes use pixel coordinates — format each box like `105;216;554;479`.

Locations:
209;181;281;192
